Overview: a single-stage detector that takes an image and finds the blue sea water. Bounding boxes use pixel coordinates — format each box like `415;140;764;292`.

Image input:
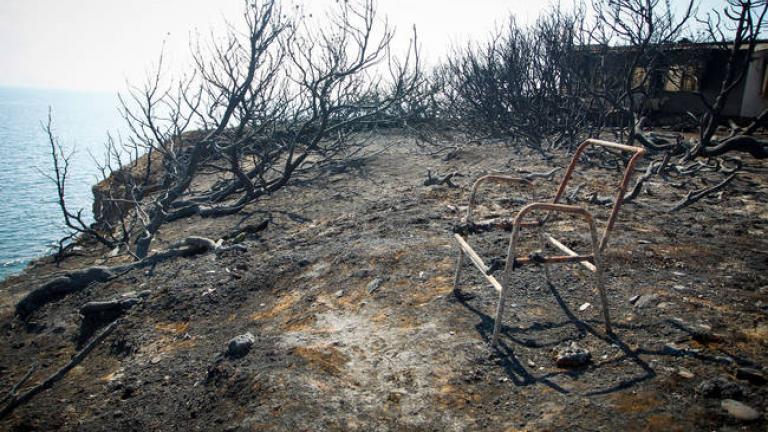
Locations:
0;86;124;281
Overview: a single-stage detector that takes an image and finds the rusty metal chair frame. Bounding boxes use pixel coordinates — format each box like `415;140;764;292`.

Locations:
452;139;646;345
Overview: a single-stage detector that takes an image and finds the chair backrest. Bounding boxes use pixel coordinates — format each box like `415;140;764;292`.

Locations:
550;139;645;253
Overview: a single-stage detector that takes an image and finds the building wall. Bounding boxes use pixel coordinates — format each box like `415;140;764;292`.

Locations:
740;50;768;117
653;48;753;118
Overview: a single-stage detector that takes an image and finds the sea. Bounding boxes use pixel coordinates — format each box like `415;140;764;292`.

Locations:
0;86;125;281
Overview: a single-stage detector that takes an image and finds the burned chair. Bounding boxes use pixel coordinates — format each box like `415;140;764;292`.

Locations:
452;139;646;345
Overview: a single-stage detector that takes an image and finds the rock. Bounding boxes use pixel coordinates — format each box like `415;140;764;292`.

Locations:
334;289;345;298
226;332;255;358
629;295;640;304
677;367;695;379
714;355;735;365
690;325;719;343
579;302;591;311
367;278;383;294
697;377;745;399
657;302;672;309
662;343;685;356
352;269;370;278
721;399;761;421
554;342;591;368
633;293;658;309
736;367;767;385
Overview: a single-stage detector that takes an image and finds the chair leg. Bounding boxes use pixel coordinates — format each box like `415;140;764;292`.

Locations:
594;265;613;335
492;228;520;346
452;250;465;296
538;226;552;285
491;281;508;345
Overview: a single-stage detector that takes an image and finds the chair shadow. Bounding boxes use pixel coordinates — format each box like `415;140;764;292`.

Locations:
454;278;658;396
456;270;764;396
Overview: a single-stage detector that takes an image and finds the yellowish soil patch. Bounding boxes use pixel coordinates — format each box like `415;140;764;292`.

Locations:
370;311;389;323
155;321;190;334
140;333;198;365
369;309;420;328
642;414;687;432
282;314;317;332
683;295;736;314
611;390;662;414
738;323;768;343
334;288;367;311
649;243;714;258
736;324;768;355
435;383;481;409
292;345;349;376
251;291;302;321
157;336;197;354
97;358;125;382
394;314;420;329
411;275;454;304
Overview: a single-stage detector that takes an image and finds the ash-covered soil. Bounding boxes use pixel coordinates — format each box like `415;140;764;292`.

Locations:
1;131;768;431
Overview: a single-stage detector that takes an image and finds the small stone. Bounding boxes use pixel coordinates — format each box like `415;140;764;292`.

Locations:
672;271;686;277
721;399;761;421
673;284;686;291
634;294;658;309
527;359;536;367
352;269;370;278
367;278;383;294
629;295;640;304
579;302;591;311
697;377;745;399
226;332;255;358
554;342;591;368
715;355;735;365
677;367;695;379
657;302;672;309
691;326;718;343
662;343;684;356
735;367;767;386
334;289;344;298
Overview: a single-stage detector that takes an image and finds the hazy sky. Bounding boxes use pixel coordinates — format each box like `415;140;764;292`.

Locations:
0;0;725;92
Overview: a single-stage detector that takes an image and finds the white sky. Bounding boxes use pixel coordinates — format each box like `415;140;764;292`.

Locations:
0;0;725;92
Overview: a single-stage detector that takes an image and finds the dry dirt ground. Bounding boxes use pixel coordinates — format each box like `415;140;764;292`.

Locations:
1;131;768;431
